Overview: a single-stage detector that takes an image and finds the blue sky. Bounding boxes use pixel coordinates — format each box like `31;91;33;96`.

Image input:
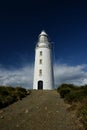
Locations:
0;0;87;88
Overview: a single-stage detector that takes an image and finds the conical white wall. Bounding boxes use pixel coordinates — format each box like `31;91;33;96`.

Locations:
33;31;54;90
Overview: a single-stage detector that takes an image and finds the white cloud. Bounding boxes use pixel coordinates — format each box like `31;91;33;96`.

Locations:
0;64;34;89
54;63;87;87
0;63;87;89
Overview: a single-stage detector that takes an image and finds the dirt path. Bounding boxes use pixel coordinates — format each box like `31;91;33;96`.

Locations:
0;90;84;130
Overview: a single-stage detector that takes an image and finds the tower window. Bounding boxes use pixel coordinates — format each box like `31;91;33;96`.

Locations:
39;69;42;76
40;51;42;56
39;59;42;64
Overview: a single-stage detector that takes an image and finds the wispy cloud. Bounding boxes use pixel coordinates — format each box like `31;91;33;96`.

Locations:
0;63;87;89
0;64;34;89
54;63;87;87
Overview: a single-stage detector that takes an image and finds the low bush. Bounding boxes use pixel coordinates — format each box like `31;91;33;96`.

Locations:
15;87;27;100
0;86;31;109
57;84;76;92
57;83;87;129
65;91;85;103
57;84;87;103
59;88;71;98
78;104;87;129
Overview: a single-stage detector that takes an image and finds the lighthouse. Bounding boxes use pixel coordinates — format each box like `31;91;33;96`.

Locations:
33;31;54;90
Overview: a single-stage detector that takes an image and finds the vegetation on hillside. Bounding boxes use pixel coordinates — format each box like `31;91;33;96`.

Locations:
0;86;31;109
57;84;87;129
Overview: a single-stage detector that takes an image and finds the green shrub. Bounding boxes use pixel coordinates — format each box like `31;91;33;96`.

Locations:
59;88;71;98
63;88;87;103
57;84;76;92
0;87;9;96
0;86;29;109
15;87;27;100
57;84;87;102
57;84;87;129
15;87;27;93
65;91;83;103
78;105;87;129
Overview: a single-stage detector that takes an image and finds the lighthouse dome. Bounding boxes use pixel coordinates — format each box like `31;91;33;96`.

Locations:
36;30;51;48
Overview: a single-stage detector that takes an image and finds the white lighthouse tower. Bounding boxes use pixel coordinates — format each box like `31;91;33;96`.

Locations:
33;30;54;90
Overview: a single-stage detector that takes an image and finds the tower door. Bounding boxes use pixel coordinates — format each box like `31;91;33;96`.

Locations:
38;81;43;90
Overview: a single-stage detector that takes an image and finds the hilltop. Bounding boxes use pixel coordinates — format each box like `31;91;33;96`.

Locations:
0;90;84;130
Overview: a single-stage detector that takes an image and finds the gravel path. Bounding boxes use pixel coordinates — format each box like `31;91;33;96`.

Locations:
0;90;84;130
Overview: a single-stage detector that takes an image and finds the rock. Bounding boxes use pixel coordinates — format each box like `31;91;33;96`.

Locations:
24;109;29;114
45;106;47;110
16;124;19;127
1;115;4;119
36;106;39;109
0;110;4;114
56;103;58;105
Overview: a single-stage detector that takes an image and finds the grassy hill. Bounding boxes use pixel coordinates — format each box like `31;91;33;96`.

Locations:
0;86;31;109
57;84;87;129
